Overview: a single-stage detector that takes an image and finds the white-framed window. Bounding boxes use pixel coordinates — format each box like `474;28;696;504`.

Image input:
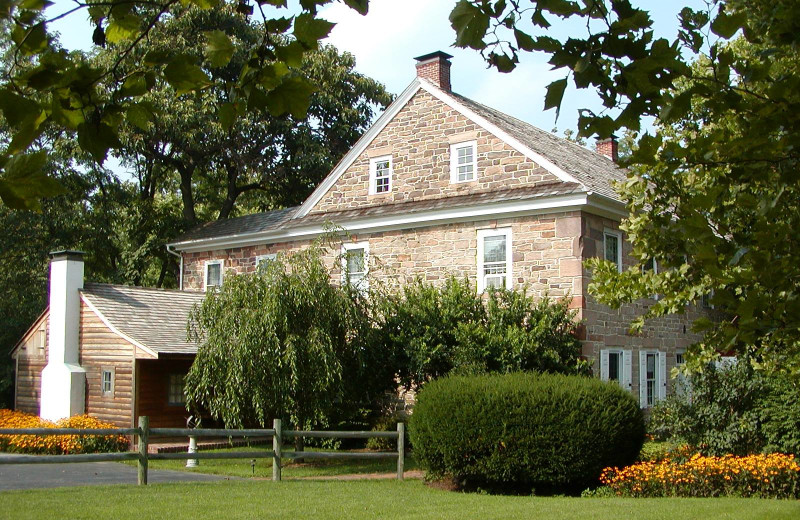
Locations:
642;258;659;299
341;242;369;291
702;289;714;309
639;350;667;408
600;348;632;391
204;260;223;291
369;155;392;195
604;229;622;272
34;327;45;357
255;254;277;272
168;373;186;406
450;140;477;183
101;368;114;397
675;349;689;397
477;228;512;292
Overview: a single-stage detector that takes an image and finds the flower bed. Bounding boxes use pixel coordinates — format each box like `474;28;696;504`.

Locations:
600;452;800;499
0;409;129;454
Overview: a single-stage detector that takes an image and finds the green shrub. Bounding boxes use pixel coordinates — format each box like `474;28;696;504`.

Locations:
410;372;645;494
382;277;588;390
649;361;800;456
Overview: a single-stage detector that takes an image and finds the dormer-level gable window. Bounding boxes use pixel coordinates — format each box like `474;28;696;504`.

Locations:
204;260;223;291
477;228;512;292
450;140;477;183
369;156;392;195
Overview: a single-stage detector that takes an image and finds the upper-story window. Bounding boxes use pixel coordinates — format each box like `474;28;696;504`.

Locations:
256;254;277;272
603;229;622;272
477;228;512;292
204;260;223;291
369;156;392;195
450;140;477;183
342;242;369;291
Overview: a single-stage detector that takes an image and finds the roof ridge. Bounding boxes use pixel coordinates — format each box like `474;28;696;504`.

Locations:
83;282;205;296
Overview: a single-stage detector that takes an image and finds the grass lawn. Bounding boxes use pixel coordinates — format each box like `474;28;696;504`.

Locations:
2;479;798;520
123;446;417;478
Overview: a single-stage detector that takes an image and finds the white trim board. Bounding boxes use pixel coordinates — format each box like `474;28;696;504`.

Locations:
172;192;618;252
79;294;160;359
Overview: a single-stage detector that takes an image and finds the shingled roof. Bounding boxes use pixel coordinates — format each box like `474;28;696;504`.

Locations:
450;92;627;201
81;283;206;355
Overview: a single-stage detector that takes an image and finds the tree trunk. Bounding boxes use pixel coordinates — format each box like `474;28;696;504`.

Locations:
178;165;196;226
294;435;304;464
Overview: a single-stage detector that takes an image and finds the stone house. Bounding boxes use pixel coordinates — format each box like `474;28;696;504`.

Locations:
168;51;713;409
12;52;712;423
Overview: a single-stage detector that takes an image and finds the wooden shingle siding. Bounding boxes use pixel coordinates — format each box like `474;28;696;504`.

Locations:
12;314;49;414
79;302;135;427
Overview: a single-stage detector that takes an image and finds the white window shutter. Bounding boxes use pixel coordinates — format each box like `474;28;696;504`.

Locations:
658;351;667;401
639;351;647;408
600;350;609;381
622;350;633;391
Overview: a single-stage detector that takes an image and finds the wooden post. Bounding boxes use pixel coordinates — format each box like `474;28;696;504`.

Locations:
137;416;149;486
272;418;282;482
396;422;405;480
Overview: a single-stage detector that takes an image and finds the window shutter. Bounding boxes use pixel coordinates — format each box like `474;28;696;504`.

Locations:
639;351;647;408
622;350;632;391
600;349;609;381
658;351;667;401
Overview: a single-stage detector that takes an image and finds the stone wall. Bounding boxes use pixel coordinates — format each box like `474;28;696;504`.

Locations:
182;211;583;301
311;90;559;213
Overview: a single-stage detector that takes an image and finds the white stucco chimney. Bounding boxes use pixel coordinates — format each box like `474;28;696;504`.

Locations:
40;250;86;421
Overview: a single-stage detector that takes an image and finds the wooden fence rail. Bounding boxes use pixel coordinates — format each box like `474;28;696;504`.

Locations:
0;416;405;485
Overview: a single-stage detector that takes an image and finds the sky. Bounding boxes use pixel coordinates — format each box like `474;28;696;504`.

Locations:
45;0;702;174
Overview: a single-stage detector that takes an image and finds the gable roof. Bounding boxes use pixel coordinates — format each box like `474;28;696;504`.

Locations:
175;207;298;244
80;283;206;356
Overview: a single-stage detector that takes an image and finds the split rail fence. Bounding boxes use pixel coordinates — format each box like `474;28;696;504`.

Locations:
0;416;405;485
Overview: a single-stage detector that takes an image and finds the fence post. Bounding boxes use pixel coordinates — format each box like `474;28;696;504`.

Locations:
396;422;405;480
137;416;149;486
272;418;282;482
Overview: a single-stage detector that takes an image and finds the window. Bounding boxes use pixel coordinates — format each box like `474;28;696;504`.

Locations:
477;228;512;292
168;374;186;406
450;141;477;183
369;156;392;195
702;289;714;309
639;351;666;408
600;349;632;390
642;257;657;274
604;230;622;272
342;242;369;291
34;328;45;356
204;260;223;291
101;369;114;396
256;254;277;272
675;350;689;396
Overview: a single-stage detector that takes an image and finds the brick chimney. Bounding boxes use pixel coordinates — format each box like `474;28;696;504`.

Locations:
596;136;619;162
40;250;86;421
415;51;452;91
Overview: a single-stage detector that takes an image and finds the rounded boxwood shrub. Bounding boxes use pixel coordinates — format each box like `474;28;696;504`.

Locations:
409;372;645;493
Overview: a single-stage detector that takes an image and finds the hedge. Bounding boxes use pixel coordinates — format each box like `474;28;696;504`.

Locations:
409;372;645;493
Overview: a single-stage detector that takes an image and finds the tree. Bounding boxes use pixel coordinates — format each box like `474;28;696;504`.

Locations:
184;244;397;432
101;6;391;227
449;1;800;374
0;0;373;209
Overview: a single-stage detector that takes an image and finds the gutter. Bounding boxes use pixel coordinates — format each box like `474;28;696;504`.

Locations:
166;244;183;291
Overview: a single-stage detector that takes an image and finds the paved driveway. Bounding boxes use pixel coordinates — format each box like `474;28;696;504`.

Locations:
0;456;232;490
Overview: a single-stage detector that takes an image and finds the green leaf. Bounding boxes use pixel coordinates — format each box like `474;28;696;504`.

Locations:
264;76;316;119
204;30;235;68
13;23;48;55
450;0;489;50
342;0;368;15
711;9;746;39
106;13;141;44
7;110;47;154
218;102;236;130
126;102;155;131
488;52;516;73
514;29;536;51
0;151;64;210
119;73;151;97
77;122;122;163
275;41;306;68
293;13;335;48
543;78;567;120
163;55;211;94
0;89;40;127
